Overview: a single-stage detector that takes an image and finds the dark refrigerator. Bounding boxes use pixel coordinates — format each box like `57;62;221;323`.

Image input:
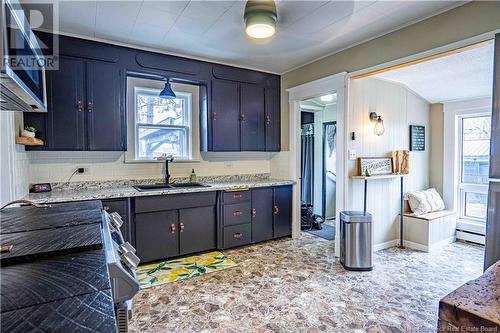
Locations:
485;33;500;270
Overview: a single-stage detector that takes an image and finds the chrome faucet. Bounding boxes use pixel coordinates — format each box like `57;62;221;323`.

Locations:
156;154;174;184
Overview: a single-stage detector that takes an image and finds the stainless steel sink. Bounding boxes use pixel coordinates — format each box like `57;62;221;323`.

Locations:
170;182;211;189
134;183;210;192
133;184;173;191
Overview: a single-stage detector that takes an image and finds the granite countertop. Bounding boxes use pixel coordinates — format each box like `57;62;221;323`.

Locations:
26;178;295;204
439;261;500;330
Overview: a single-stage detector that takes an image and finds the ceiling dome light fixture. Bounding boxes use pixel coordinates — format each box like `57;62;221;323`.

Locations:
159;78;176;99
244;0;277;39
320;94;334;102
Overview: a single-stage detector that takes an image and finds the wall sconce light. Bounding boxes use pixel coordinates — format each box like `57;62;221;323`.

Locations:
369;112;385;136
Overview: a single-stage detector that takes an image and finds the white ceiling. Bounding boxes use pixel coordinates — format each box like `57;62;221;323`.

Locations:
373;42;494;103
46;0;465;73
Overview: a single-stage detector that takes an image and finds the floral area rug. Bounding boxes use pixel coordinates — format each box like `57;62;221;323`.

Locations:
136;251;237;289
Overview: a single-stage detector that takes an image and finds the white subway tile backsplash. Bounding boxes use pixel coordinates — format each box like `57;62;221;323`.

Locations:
28;151;271;184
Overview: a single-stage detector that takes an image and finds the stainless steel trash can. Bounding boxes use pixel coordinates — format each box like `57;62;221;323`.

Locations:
340;211;373;271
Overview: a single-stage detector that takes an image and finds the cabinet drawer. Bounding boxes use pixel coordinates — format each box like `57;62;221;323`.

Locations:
223;190;251;204
223;202;251;226
135;191;217;213
224;223;252;248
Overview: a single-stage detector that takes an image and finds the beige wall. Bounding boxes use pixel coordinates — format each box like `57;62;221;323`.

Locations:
281;1;500;150
348;78;430;246
430;103;444;195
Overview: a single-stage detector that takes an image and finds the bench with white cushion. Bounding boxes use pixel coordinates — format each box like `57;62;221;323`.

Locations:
401;207;456;252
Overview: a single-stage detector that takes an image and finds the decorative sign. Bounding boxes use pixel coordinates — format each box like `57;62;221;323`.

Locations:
393;150;410;174
358;158;394;176
410;125;425;151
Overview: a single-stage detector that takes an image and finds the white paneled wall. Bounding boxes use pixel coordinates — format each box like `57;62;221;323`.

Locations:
29;151;271;184
348;78;430;246
0;112;30;205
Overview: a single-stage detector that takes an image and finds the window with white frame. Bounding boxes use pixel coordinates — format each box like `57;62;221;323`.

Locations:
458;115;491;223
133;87;191;160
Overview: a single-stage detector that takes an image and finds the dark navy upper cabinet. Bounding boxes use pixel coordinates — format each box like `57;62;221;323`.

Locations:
25;57;126;151
47;56;86;150
86;61;124;151
241;83;266;151
206;79;280;152
211;79;241;151
265;87;281;152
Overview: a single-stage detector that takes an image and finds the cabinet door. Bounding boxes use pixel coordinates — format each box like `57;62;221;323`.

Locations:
273;186;292;238
135;210;179;263
211;79;240;151
241;83;265;151
179;206;216;255
252;188;274;243
47;56;86;150
265;87;281;152
86;61;125;151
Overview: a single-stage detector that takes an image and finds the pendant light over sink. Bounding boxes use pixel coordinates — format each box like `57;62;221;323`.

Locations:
244;0;277;39
159;78;176;99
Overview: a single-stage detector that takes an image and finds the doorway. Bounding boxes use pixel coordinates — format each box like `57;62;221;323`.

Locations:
299;96;337;241
287;72;347;257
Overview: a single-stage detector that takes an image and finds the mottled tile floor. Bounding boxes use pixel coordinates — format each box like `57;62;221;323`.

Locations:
130;235;484;333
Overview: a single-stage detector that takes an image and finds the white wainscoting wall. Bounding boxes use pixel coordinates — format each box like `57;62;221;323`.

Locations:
348;78;430;248
0;112;30;205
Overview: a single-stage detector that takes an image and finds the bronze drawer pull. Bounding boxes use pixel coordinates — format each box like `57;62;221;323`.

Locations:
180;222;185;232
233;233;242;239
170;223;176;233
233;211;242;217
251;208;256;217
273;205;279;214
233;194;242;199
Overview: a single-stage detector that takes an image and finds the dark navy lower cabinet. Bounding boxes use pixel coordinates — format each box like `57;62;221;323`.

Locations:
101;198;132;245
251;188;274;243
133;192;217;263
221;185;292;249
273;185;293;238
179;206;216;256
135;210;179;263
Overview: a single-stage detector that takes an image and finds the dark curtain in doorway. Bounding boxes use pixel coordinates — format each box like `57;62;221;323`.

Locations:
301;124;314;205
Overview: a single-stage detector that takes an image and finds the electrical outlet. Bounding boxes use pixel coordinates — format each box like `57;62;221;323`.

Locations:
224;161;233;169
348;150;357;160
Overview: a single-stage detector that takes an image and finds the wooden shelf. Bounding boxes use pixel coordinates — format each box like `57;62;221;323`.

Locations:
351;174;408;180
15;137;44;146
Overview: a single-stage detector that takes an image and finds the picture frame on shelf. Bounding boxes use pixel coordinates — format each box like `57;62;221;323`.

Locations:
358;157;394;176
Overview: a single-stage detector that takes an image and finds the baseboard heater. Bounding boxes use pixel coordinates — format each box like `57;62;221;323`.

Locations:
456;229;486;245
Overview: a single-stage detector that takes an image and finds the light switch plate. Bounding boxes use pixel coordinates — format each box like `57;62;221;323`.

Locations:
348;150;357;160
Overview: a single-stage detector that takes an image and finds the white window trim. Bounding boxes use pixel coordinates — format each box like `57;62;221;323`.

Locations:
125;78;201;163
443;97;491;235
456;113;489;232
133;87;192;161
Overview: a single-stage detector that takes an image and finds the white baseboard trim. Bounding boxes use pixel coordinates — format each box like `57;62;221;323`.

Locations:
404;240;428;252
374;239;398;252
456;230;485;245
403;236;456;252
